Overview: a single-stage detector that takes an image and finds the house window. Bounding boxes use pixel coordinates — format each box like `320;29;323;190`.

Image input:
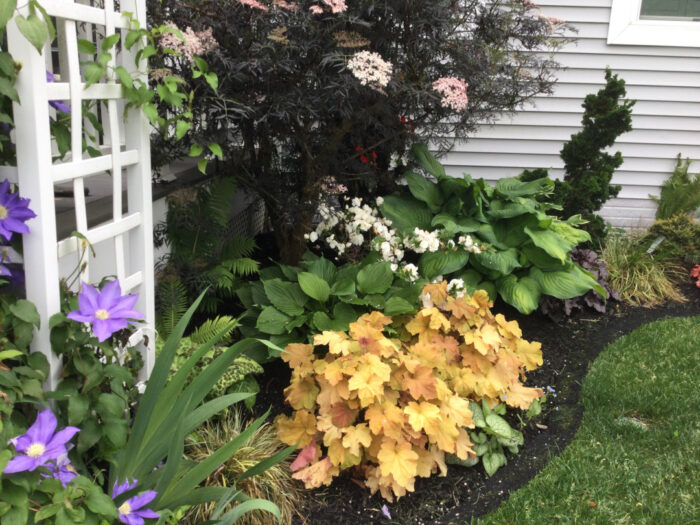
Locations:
640;0;700;19
608;0;700;47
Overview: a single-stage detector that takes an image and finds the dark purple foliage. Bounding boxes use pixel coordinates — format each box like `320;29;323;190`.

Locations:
540;248;621;322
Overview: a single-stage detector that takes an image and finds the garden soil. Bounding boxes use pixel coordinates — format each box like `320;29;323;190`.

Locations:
253;283;700;525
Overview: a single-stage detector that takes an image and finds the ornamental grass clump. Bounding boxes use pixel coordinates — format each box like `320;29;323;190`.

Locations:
275;282;543;501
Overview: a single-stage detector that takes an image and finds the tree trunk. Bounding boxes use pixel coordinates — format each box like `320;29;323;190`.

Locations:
272;211;314;266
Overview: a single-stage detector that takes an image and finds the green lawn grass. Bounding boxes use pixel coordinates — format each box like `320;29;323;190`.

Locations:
474;316;700;525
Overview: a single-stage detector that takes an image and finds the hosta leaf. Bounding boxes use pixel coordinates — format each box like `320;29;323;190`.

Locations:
495;177;554;198
298;272;331;303
472;248;521;276
411;143;446;179
256;306;291;335
312;312;346;332
520;244;567;271
432;213;481;234
380;195;433;232
306;257;337;284
498;275;541;314
405;171;443;211
477;281;497;302
530;265;602;300
356;262;394;294
524;226;573;264
549;220;591;246
487;200;538;219
418;250;468;279
383;296;415;316
263;279;307;316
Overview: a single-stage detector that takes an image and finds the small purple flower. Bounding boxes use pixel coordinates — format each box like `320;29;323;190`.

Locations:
42;454;78;487
67;280;144;342
381;504;392;519
4;409;79;474
112;479;160;525
0;262;10;278
46;71;71;114
0;179;37;242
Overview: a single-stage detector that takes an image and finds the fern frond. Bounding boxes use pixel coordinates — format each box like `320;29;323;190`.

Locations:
221;257;260;277
191;315;240;345
207;177;237;227
156;280;189;338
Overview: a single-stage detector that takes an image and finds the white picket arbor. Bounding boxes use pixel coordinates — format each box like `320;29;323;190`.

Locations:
7;0;155;389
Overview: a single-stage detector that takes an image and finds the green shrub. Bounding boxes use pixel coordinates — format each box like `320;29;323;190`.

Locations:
641;214;700;265
651;155;700;220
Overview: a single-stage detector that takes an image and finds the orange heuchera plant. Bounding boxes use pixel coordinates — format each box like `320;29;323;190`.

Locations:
274;282;543;501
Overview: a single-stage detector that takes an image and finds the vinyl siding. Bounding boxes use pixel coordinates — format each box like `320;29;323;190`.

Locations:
443;0;700;228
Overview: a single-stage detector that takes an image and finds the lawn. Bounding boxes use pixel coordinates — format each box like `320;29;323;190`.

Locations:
474;315;700;525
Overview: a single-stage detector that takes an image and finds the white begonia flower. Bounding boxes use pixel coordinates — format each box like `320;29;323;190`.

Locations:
376;196;384;206
352;197;362;207
309;231;318;242
350;233;364;245
447;278;465;293
420;292;434;309
390;263;398;272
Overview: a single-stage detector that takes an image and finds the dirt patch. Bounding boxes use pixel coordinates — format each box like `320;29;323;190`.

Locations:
253;283;700;525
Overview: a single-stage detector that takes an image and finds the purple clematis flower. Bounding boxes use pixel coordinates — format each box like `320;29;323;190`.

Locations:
67;280;144;342
112;479;160;525
42;454;78;487
4;409;79;474
0;179;37;242
45;71;72;114
0;262;10;278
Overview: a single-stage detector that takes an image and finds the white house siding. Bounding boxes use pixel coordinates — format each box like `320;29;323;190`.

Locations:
443;0;700;228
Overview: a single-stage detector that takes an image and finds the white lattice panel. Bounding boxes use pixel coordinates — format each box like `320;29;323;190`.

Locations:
7;0;155;388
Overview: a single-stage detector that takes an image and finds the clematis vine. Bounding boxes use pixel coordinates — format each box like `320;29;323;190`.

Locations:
0;179;37;242
112;479;160;525
4;409;79;474
42;454;79;487
67;280;144;342
0;262;9;278
45;71;72;114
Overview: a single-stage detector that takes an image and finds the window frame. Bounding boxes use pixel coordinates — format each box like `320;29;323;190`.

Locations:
608;0;700;47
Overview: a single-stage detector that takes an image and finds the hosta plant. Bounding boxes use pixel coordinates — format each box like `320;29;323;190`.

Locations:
376;146;606;314
275;282;543;501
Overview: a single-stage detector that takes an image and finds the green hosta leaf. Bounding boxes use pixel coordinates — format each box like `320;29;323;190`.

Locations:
297;272;330;302
487;200;538;219
524;226;573;264
405;171;443;211
312;312;347;332
419;250;468;279
495;177;554;198
473;248;521;276
411;143;446;179
262;279;306;316
306;257;337;284
380;195;433;232
330;278;355;296
549;220;591;246
356;262;394;294
431;213;481;234
15;13;48;54
457;269;484;290
384;296;415;316
498;275;541;314
9;299;40;326
477;281;497;302
520;244;567;271
255;306;291;335
332;303;358;325
530;265;601;300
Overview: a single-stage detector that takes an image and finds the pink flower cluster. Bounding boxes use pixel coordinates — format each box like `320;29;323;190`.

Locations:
321;176;348;195
347;51;393;90
273;0;298;9
238;0;269;11
309;0;347;14
159;22;218;63
432;77;469;112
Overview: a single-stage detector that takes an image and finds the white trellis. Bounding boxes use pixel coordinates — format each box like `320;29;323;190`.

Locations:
7;0;155;389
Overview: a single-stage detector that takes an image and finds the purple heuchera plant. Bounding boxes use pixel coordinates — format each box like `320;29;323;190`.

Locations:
540;248;621;321
0;179;37;242
112;479;160;525
67;280;143;342
4;409;79;474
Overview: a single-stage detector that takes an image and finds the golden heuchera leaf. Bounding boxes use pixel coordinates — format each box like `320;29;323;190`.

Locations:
421;282;449;308
282;343;315;374
275;410;317;447
442;296;477;320
357;311;393;330
495;313;522;338
290;439;319;472
405;307;451;336
516;339;543;371
426;416;459;453
404;401;441;434
341;423;372;456
350;321;397;358
455;428;474;461
330;402;358;427
402;365;438;401
377;439;419;488
292;457;339;488
365;401;405;441
348;354;391;407
440;395;474;428
314;331;355;355
284;374;320;410
504;382;543;410
314;358;346;385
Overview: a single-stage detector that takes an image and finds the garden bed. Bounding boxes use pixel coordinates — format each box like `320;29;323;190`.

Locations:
253;283;700;525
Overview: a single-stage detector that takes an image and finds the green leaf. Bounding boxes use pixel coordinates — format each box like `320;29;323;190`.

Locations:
306;257;337;284
297;272;330;302
35;503;62;521
77;39;96;54
0;0;16;29
67;395;90;425
405;171;443;212
0;77;19;103
15;13;48;53
411;143;446;180
97;392;125;419
520;244;567;271
356;262;394;294
332;303;357;325
198;157;208;173
312;311;345;332
549;220;591;246
495;177;554;198
524;226;574;264
204;71;218;92
529;266;599;300
84;62;105;87
330;278;355;296
432;213;481;234
8;299;40;326
85;485;117;518
208;143;223;160
418;250;468;279
498;275;541;315
101;33;120;51
485;413;515;439
473;248;521;276
175;119;191;140
114;65;133;89
189;143;203;157
384;296;415;316
263;279;306;316
255;306;291;335
380;195;433;232
482;451;505;477
469;401;485;427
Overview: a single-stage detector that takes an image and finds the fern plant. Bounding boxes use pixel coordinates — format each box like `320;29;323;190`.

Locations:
155;177;260;314
651;155;700;220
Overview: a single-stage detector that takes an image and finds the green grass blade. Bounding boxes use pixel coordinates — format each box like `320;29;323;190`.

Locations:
217;499;282;525
236;445;295;483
